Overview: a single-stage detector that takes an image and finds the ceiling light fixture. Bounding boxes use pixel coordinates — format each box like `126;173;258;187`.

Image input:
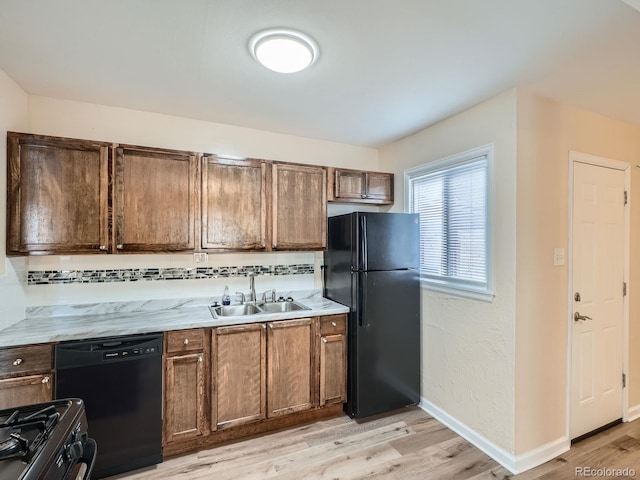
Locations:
249;29;319;73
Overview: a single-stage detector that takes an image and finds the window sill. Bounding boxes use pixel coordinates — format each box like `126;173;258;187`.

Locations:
420;280;494;303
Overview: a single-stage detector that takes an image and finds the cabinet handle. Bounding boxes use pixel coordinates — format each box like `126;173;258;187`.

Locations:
116;244;123;250
331;321;337;327
198;355;203;363
183;338;189;345
42;376;50;384
322;338;328;343
13;358;23;366
99;245;107;251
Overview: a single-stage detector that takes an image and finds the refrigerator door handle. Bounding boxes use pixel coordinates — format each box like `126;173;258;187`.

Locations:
359;272;368;327
360;215;368;271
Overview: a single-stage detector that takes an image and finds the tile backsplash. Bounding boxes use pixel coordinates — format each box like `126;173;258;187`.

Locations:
27;264;314;285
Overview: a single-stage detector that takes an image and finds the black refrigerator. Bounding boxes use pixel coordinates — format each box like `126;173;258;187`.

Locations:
324;212;421;419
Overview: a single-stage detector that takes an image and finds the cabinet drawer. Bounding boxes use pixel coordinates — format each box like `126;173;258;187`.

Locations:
166;329;205;354
0;345;53;378
320;315;346;335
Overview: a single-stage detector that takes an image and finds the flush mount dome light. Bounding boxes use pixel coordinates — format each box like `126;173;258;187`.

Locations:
249;29;319;73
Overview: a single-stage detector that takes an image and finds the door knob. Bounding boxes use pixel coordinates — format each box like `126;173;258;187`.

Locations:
574;312;592;322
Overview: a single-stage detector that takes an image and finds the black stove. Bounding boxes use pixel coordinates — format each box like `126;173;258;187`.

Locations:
0;399;95;480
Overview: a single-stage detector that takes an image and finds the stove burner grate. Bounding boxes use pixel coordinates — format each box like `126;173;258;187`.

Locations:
0;405;60;462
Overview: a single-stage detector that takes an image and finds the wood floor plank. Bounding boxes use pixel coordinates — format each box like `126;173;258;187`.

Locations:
109;408;640;480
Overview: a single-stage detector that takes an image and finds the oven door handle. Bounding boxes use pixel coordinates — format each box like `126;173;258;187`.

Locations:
78;437;97;480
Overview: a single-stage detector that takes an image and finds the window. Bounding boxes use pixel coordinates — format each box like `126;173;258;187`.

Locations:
404;144;493;301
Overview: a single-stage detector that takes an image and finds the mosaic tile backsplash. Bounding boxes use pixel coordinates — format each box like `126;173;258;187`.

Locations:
27;264;315;285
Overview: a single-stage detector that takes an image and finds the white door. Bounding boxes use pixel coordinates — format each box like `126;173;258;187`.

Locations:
571;161;625;439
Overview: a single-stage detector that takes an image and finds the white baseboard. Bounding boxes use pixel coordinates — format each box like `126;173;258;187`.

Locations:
419;397;570;474
627;404;640;422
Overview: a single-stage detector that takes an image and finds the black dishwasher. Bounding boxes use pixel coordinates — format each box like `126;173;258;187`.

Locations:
55;333;163;479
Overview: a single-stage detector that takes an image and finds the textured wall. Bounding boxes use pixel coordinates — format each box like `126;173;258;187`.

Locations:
379;90;518;453
515;91;640;453
0;69;28;330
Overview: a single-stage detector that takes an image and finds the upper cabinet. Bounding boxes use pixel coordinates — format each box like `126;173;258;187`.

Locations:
114;146;197;253
6;132;329;255
7;132;110;255
327;167;394;205
201;156;267;251
272;163;327;250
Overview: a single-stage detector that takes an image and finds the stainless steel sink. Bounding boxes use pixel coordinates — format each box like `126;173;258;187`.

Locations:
259;301;310;313
208;300;310;319
209;304;262;318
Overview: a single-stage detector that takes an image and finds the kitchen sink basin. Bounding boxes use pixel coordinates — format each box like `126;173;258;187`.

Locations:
209;304;262;318
209;300;311;319
259;301;310;313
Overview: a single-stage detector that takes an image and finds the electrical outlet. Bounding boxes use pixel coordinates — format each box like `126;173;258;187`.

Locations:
193;253;208;264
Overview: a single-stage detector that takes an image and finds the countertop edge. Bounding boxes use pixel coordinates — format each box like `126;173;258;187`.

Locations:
0;300;350;349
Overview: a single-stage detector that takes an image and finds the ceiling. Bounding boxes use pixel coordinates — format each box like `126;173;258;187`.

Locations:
0;0;638;147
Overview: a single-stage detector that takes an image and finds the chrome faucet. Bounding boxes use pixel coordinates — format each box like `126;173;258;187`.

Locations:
249;274;256;303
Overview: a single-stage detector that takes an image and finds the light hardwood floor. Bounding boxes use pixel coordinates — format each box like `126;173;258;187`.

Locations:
109;408;640;479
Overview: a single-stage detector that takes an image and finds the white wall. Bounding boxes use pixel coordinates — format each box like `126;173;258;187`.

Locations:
0;69;29;329
379;90;518;453
515;91;640;453
2;94;378;313
27;96;377;169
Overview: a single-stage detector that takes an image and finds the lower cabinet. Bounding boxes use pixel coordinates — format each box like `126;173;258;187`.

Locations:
163;330;207;445
319;314;347;406
267;318;313;417
162;315;346;456
212;324;266;430
0;343;54;410
0;373;53;409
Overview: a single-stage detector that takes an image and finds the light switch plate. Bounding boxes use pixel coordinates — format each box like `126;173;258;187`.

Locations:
553;248;565;266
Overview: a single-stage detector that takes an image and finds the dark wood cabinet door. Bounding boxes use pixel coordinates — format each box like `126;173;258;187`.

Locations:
114;146;197;252
365;172;394;203
267;318;313;417
212;324;266;430
327;167;394;205
0;373;53;410
272;163;326;250
7;133;109;254
319;334;347;406
202;157;267;250
334;169;365;200
164;353;206;444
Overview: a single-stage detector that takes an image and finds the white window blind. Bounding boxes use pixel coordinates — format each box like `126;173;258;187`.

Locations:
405;145;492;300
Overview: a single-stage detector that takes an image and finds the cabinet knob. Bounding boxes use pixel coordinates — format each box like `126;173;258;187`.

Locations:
198;355;203;363
322;338;328;343
99;245;107;251
42;376;50;384
13;358;23;366
183;338;189;345
361;194;367;198
331;322;337;327
116;244;123;250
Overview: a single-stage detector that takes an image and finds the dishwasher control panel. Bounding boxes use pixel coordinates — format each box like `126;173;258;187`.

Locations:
102;345;158;360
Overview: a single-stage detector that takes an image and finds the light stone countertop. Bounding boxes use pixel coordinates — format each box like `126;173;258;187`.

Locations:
0;290;349;348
